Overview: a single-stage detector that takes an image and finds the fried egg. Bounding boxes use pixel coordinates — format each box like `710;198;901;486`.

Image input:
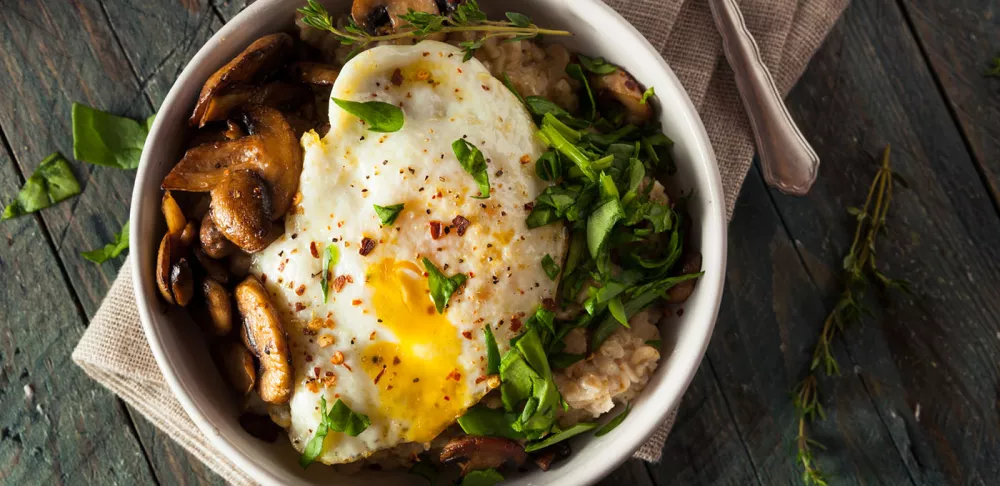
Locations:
251;41;567;464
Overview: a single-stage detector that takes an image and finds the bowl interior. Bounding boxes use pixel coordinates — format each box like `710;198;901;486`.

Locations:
131;0;727;484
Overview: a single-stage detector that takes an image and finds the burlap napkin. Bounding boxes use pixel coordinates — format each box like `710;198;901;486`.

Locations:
72;0;848;483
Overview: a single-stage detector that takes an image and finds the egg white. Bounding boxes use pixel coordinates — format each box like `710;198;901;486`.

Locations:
251;41;567;464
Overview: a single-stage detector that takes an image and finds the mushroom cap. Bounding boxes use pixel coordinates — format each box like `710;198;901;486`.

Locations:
201;277;234;336
213;340;256;395
200;211;237;259
235;274;293;404
351;0;440;34
440;436;529;475
209;169;276;253
590;69;653;126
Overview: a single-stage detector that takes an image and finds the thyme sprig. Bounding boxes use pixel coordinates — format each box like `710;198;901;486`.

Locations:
297;0;571;61
793;145;909;485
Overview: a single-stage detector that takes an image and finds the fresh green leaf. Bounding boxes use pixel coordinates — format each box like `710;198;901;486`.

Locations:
640;86;655;104
586;198;623;258
538;117;595;181
506;12;531;27
591;272;703;350
299;397;371;468
72;103;151;169
620;158;645;206
541;254;561;280
373;203;404;225
483;324;501;375
578;54;618;75
549;352;584;369
2;152;81;220
645;339;661;347
320;244;340;303
82;220;130;263
332;98;404;132
524;422;599;452
458;405;524;440
594;404;632;436
461;469;504;486
459;38;486;61
423;257;467;313
526;206;559;228
501;72;527;106
565;63;596;120
535;150;563;181
452;139;491;198
607;295;628;327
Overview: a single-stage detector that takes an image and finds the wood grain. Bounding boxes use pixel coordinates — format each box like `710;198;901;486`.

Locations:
775;0;1000;483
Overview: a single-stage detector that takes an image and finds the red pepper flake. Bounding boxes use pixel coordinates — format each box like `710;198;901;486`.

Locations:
390;68;403;86
260;273;267;283
352;299;362;306
295;302;306;312
386;385;393;390
295;284;306;296
542;298;557;311
369;331;376;340
446;369;462;381
461;331;472;339
510;317;523;333
520;154;531;164
360;237;377;256
444;396;450;401
277;260;286;272
422;51;430;57
451;215;470;236
475;375;487;384
481;84;491;91
393;356;401;365
333;275;350;292
310;241;319;258
374;365;387;385
313;366;321;376
429;221;443;240
305;354;313;362
524;202;534;211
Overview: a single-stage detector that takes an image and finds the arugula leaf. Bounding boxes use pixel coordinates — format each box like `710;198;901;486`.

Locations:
458;405;524;440
578;54;618;75
549;352;584;369
82;220;130;263
483;324;501;374
423;257;467;313
505;12;531;27
524;422;599;452
541;254;561;280
72;103;152;169
452;139;491;198
594;403;632;437
373;203;404;225
300;397;371;468
461;469;504;486
332;98;404;132
565;63;596;120
640;86;655;104
2;152;81;220
320;244;340;303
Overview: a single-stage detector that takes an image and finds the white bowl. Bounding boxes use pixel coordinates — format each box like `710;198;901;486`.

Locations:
130;0;727;484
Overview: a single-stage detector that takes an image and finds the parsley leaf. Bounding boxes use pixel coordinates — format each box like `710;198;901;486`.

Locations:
505;12;531;27
373;203;404;225
423;257;467;313
524;422;599;452
2;152;81;220
332;98;404;132
452;139;490;198
578;54;618;75
483;324;501;374
300;397;371;468
541;254;561;280
72;103;153;169
640;86;655;104
461;469;504;486
81;220;130;263
595;403;632;437
320;244;340;303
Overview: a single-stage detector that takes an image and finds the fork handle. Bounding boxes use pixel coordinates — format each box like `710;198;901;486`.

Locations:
708;0;819;196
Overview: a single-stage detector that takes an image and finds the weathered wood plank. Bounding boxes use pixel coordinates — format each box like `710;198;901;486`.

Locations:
211;0;253;22
898;0;1000;207
774;0;1000;483
647;364;760;486
0;131;157;485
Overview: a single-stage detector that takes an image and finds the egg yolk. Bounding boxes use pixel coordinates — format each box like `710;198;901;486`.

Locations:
361;259;469;443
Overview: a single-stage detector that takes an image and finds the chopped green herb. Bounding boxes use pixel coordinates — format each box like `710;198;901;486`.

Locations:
72;103;153;169
331;98;404;132
524;422;599;452
505;12;531;27
458;405;523;440
578;54;618;75
501;72;527;106
541;254;561;280
82;220;130;263
483;324;501;375
452;139;491;198
461;468;504;486
549;352;584;369
373;203;404;225
498;327;560;437
565;63;596;120
586;197;624;258
2;152;81;221
423;257;467;313
300;397;371;468
645;339;661;347
640;86;655;104
320;244;340;303
595;404;632;437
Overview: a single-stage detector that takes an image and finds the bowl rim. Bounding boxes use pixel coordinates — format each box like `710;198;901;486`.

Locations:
130;0;727;484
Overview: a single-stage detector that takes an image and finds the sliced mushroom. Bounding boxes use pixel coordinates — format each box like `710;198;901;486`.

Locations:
239;412;282;443
590;69;653;126
225;119;246;140
209;169;276;253
157;233;178;304
352;0;440;35
170;258;195;306
162;190;187;234
289;62;340;86
201;278;233;335
190;33;294;127
200;211;236;259
667;252;702;304
530;442;571;472
440;436;528;475
235;275;293;404
180;220;199;249
228;251;253;277
162;106;303;220
194;248;231;284
213;340;255;394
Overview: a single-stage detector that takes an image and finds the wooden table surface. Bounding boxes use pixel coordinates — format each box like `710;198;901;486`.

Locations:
2;0;998;484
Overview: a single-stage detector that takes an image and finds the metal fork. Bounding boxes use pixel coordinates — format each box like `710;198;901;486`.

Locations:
707;0;820;196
